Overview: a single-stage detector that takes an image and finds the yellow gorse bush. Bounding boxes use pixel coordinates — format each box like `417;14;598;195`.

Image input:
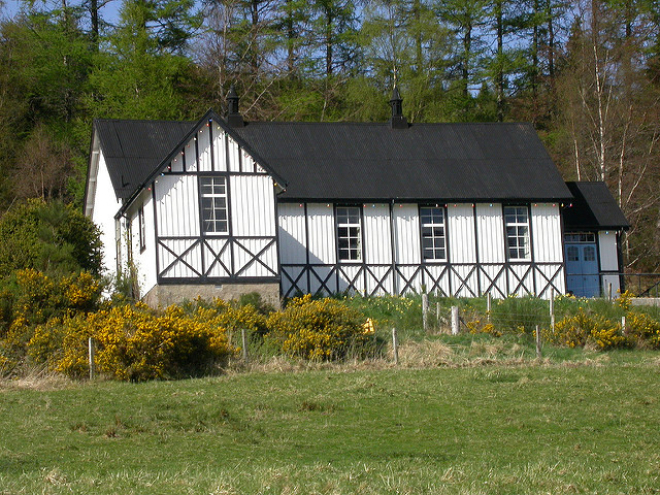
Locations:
265;294;371;361
29;301;236;381
545;309;625;350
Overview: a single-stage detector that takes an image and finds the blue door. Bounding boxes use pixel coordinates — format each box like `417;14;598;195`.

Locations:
565;242;600;297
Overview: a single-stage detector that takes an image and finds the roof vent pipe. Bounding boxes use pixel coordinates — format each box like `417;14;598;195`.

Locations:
226;85;244;128
389;87;408;129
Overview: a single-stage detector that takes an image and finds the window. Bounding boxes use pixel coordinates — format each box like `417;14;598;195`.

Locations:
504;206;530;260
565;233;596;243
200;176;228;234
336;206;362;261
420;206;447;261
138;206;146;252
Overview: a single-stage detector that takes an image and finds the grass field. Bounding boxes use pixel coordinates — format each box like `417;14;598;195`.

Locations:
2;341;660;495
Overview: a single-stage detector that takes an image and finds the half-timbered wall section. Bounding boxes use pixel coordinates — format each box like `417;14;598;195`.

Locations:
278;202;566;298
147;121;278;293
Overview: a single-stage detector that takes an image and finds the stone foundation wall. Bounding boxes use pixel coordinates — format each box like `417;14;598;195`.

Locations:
142;282;281;309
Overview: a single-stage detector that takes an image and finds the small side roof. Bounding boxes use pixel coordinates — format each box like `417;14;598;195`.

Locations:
93;119;193;199
563;182;629;230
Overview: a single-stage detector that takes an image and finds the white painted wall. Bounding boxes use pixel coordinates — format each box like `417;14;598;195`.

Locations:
363;204;392;264
393;204;420;264
306;203;336;264
89;149;123;278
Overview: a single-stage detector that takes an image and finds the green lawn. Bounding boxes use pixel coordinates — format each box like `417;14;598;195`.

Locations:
1;353;660;494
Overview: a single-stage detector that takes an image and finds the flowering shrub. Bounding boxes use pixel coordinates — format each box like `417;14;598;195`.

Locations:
0;269;103;370
265;294;372;360
29;302;235;381
545;309;625;350
466;319;501;337
623;312;660;349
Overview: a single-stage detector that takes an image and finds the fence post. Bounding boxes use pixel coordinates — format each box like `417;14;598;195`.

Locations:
241;328;249;362
549;288;555;330
486;293;491;322
392;327;399;365
621;316;626;334
535;325;542;359
88;337;95;380
436;302;441;322
451;306;460;335
422;294;429;331
608;283;613;301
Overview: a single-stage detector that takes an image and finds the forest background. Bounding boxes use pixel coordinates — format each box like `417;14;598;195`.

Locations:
0;0;659;273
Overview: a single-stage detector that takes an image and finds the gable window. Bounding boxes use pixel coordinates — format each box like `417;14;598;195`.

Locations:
420;206;447;261
200;176;228;234
336;206;362;261
504;206;530;260
138;206;146;252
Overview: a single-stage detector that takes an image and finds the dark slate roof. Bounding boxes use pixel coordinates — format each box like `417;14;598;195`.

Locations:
93;115;572;202
94;119;193;199
563;182;629;230
233;121;572;201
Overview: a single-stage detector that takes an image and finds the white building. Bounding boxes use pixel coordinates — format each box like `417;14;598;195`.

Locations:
84;89;628;306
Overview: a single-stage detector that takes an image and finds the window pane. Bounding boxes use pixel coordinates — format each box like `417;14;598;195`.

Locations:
336;206;361;261
200;177;228;234
420;207;446;261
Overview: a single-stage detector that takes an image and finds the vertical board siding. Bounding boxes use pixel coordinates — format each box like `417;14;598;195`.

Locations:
212;130;228;172
170;154;184;172
599;232;619;271
230;175;276;237
531;204;563;262
307;203;336;264
203;239;231;277
228;137;241;172
278;204;307;265
363;204;392;264
366;266;393;295
476;204;505;263
184;138;197;172
508;264;535;295
233;239;276;277
448;204;477;263
394;204;421;264
155;175;200;237
198;126;212;172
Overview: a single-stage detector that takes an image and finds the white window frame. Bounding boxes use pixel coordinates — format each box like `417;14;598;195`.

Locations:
200;176;229;235
336;206;362;262
504;205;531;261
138;206;146;252
420;206;447;261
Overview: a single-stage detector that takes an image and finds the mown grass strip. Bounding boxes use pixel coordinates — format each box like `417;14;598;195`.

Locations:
1;355;660;494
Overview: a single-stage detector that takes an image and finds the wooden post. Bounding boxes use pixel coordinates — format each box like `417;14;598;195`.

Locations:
621;316;626;334
608;283;613;301
241;328;249;362
549;288;555;330
436;302;441;322
422;294;429;331
535;325;542;359
451;306;460;335
486;293;492;322
392;327;399;365
88;337;95;380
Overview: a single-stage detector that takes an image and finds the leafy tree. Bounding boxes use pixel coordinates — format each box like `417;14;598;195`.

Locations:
0;200;103;278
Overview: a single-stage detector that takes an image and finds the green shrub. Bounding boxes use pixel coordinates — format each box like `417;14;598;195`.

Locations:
490;295;548;334
265;294;374;360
